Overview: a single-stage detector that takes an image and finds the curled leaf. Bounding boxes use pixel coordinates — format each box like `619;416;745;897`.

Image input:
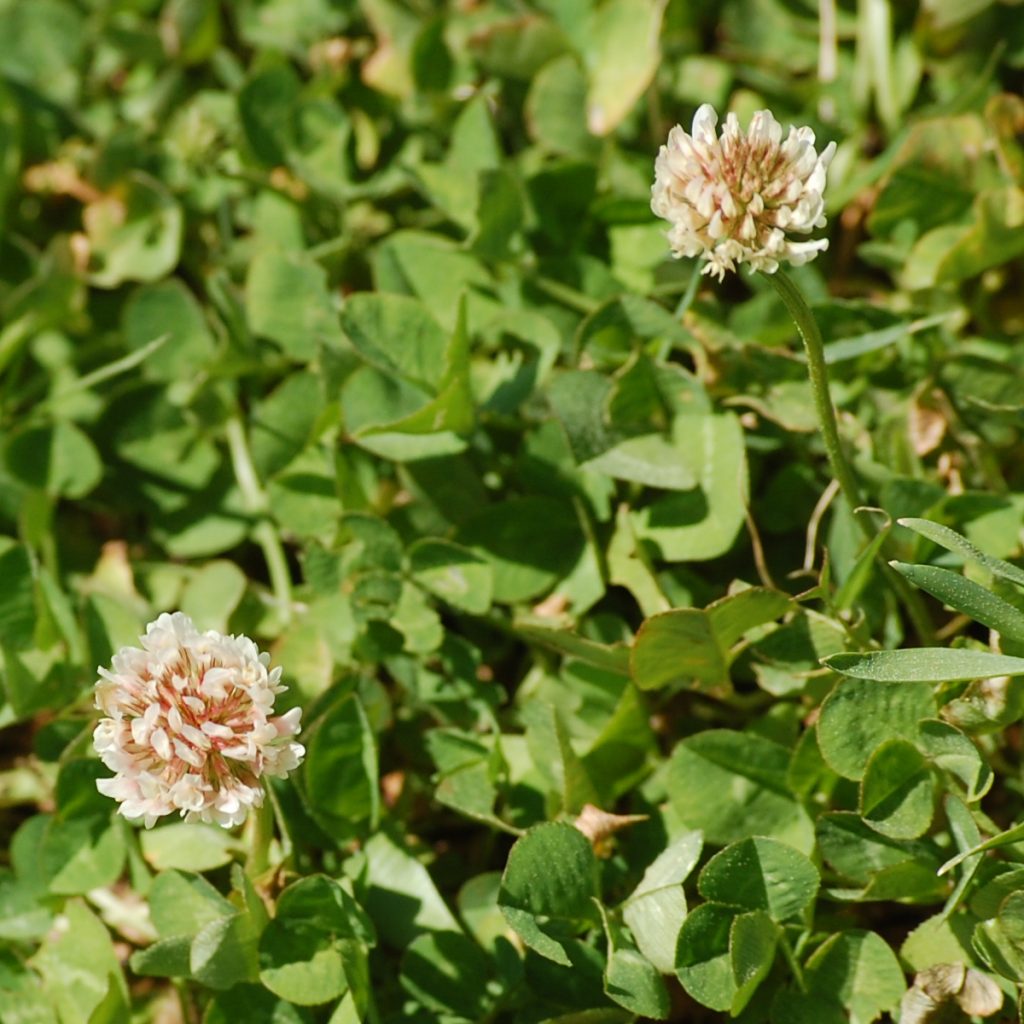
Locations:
900;963;1003;1023
573;803;648;853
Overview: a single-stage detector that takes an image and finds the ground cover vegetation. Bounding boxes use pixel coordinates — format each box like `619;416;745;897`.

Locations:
3;0;1024;1021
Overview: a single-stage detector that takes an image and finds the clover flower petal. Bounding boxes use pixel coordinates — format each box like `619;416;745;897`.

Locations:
652;103;836;281
92;611;305;829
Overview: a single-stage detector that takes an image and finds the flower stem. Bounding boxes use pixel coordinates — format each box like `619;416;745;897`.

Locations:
245;785;275;878
764;269;935;644
765;270;863;514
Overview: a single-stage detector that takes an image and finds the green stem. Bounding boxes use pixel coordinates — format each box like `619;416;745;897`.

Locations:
779;930;807;993
245;786;275;878
529;274;600;315
263;776;293;863
225;416;293;623
173;979;199;1024
765;270;864;515
764;270;935;644
0;312;37;377
253;521;295;624
43;333;171;407
673;260;703;319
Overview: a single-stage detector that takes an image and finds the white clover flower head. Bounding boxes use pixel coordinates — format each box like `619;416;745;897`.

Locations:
651;103;837;281
92;611;304;829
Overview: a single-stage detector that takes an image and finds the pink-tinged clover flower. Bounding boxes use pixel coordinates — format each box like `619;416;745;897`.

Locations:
652;104;836;281
93;612;304;829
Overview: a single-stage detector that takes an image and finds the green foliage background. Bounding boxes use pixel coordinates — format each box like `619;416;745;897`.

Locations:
3;0;1024;1021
